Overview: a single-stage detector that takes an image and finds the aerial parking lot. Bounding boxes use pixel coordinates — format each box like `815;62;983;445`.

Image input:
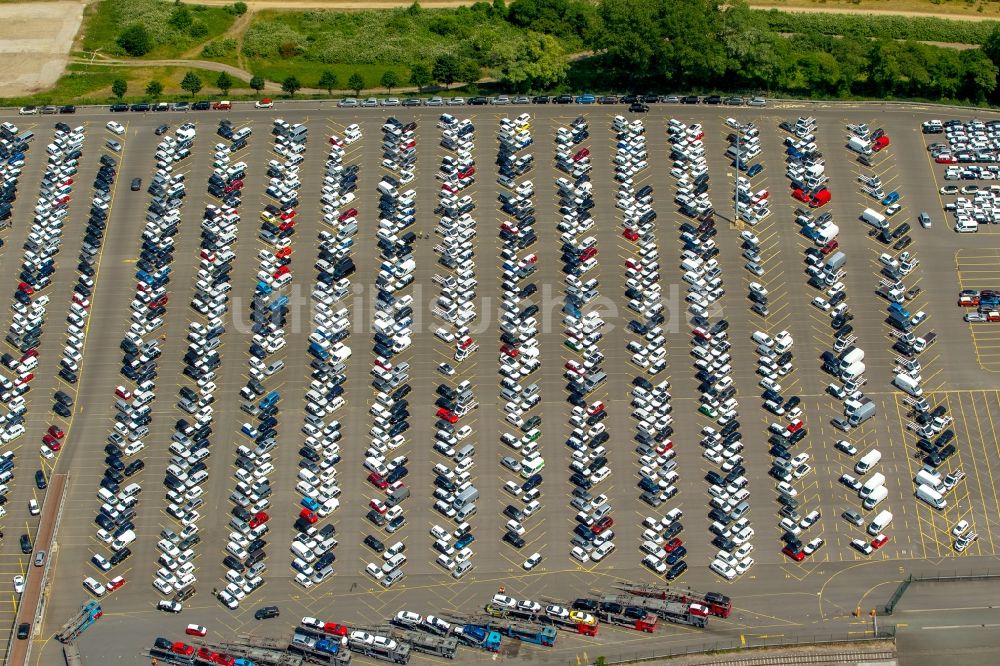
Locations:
0;99;999;664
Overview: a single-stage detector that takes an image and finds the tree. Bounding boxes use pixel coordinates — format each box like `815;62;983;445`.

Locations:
111;79;128;100
459;60;481;87
117;24;153;57
380;70;400;93
180;71;203;96
216;71;234;95
433;54;460;88
281;75;302;97
249;75;265;93
491;32;567;92
232;1;248;15
145;80;163;98
984;24;1000;68
318;70;339;95
168;4;193;31
348;72;365;96
961;48;998;103
593;0;661;80
409;63;432;90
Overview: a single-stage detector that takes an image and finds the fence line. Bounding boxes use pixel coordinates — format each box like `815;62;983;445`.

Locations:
577;627;896;665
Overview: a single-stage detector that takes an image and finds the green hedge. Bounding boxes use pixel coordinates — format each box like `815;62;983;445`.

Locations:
756;9;999;45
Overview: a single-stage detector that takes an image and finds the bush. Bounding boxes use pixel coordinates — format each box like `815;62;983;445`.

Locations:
242;20;306;58
231;2;248;15
189;20;208;38
201;37;237;58
117;24;153;56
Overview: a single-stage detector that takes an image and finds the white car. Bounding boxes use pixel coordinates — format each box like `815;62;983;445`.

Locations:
522;552;543;570
952;520;970;537
106;121;126;136
570;546;590;563
710;559;737;580
811;296;831;311
13;575;24;594
255;99;274;109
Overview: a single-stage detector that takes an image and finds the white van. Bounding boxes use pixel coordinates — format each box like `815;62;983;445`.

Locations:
955;219;978;233
916;484;947;509
867;510;893;536
111;529;137;551
520;456;545;479
859;472;886;498
855;449;882;475
914;469;944;492
862;484;889;510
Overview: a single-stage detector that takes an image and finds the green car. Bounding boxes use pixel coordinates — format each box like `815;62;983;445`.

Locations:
564;339;583;352
698;404;719;419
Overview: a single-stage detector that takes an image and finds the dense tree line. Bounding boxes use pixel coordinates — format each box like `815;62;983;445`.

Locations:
552;0;999;103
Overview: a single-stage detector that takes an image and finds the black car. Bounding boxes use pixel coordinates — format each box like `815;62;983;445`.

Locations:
364;534;385;552
54;391;73;406
131;178;141;191
502;531;526;548
59;105;76;114
532;96;550;104
666;560;688;580
223;555;244;572
130;103;150;112
255;606;280;620
629;102;650;113
155;124;169;136
16;623;29;640
109;547;131;565
19;534;31;553
681;95;700;104
110;103;128;112
34;470;46;490
192;101;211;110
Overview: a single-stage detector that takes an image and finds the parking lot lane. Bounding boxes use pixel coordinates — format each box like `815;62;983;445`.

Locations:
953;392;1000;556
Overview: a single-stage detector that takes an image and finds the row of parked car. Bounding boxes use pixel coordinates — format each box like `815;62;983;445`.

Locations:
223;120;302;607
360;117;419;589
489;113;546;564
171;118;245;608
94;124;193;599
612;116;679;578
552;115;617;565
423;113;481;577
287;125;362;588
668;117;749;580
860;121;969;551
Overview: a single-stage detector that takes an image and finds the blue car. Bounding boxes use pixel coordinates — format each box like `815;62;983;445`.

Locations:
575;94;596;104
882;191;900;206
301;497;320;511
747;163;764;177
455;533;475;549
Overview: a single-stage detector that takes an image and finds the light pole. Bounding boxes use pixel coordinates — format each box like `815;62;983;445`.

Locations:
870;608;878;636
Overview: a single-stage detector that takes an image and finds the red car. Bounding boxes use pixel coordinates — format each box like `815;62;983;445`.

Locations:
623;228;639;241
329;135;344;146
280;209;296;221
172;642;195;656
791;188;810;203
47;425;64;439
249;511;269;529
299;508;318;524
441;183;458;194
664;537;683;552
573;148;590;162
273;265;290;279
185;624;208;637
16;282;33;295
786;418;804;433
197;648;216;660
782;545;805;561
323;622;349;636
458;167;476;179
275;246;293;258
500;344;519;358
42;434;61;450
107;576;125;591
367;472;388;489
591;516;614;534
587;401;605;416
935;155;956;164
820;240;839;255
871;534;890;549
579;247;598;261
369;498;388;514
655;440;674;455
436;408;459;423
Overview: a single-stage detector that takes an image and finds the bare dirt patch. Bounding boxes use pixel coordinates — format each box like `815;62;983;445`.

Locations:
0;1;86;97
